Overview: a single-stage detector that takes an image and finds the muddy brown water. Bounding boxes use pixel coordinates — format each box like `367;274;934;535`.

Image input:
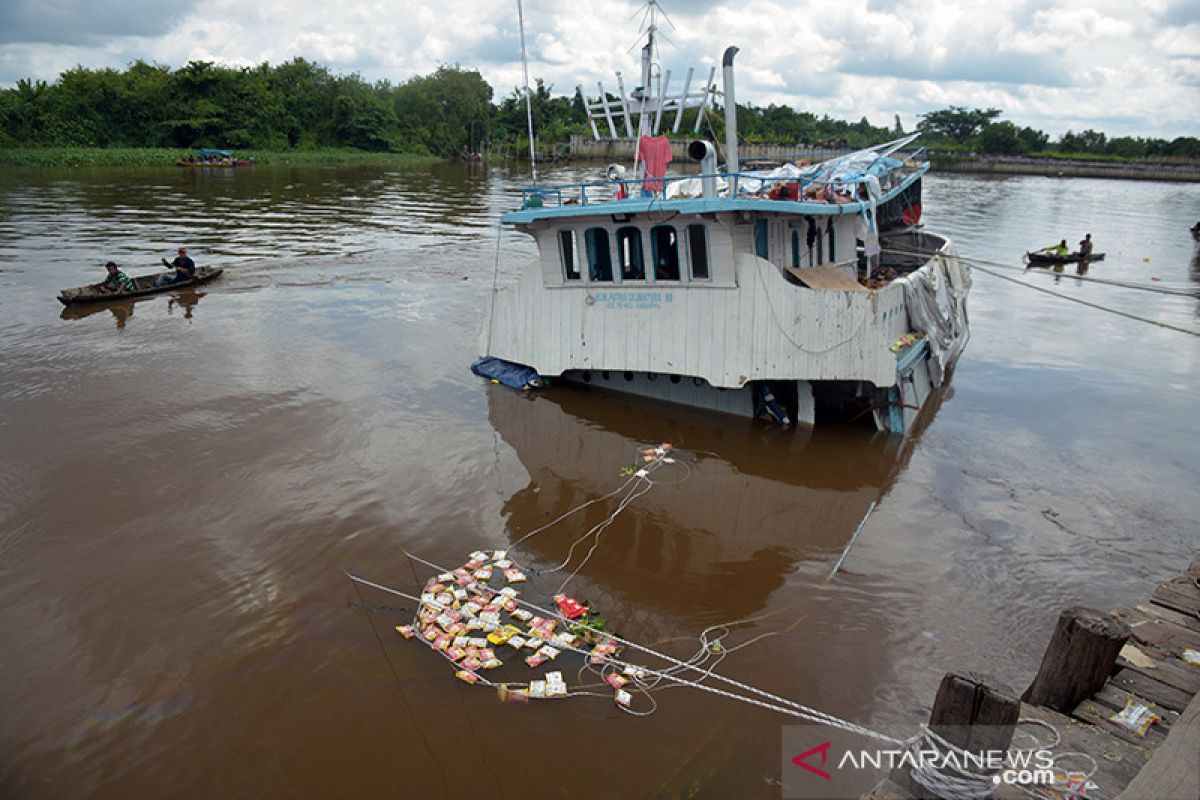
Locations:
0;162;1198;798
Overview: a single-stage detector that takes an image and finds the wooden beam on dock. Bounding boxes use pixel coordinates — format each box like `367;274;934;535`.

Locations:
1022;606;1130;712
890;672;1020;799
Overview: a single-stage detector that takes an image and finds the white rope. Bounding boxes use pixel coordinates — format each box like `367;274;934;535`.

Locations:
390;552;903;743
884;246;1198;297
882;245;1200;338
351;572;1096;798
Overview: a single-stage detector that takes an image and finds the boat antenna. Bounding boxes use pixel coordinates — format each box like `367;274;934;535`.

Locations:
517;0;537;182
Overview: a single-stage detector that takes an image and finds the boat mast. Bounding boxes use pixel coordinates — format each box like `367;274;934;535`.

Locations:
517;0;537;182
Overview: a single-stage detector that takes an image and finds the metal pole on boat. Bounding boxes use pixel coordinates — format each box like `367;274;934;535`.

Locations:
722;46;740;178
517;0;537;182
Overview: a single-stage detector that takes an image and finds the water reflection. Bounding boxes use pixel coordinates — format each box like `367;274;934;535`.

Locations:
59;290;206;328
60;298;138;328
486;383;944;620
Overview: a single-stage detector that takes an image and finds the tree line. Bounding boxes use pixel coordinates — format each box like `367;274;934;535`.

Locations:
1;59;1195;161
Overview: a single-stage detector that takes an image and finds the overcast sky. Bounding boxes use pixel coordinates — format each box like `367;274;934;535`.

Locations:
1;0;1197;139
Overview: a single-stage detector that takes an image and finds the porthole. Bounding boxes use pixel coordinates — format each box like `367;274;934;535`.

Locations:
601;371;611;381
670;375;681;384
623;371;634;382
582;371;592;383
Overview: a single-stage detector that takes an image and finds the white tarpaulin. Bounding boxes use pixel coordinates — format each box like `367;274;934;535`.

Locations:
896;245;972;386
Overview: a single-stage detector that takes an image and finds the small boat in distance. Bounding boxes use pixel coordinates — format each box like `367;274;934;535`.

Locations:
58;267;223;305
176;148;254;167
1024;251;1106;267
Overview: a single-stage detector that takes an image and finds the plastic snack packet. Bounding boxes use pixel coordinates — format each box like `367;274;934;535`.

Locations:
605;673;629;689
554;595;587;620
456;670;479;685
396;626;416;639
614;689;632;707
525;653;548;668
1109;699;1159;736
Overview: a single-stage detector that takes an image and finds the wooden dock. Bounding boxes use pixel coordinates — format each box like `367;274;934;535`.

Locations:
865;556;1200;800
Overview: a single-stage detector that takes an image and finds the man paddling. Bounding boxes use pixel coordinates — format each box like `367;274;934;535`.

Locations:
156;247;196;286
1039;239;1069;258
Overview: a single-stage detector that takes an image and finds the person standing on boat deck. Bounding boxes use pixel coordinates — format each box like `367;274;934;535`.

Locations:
98;261;133;294
1078;233;1093;260
156;247;196;286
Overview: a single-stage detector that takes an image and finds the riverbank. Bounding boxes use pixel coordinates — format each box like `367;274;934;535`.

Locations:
0;147;440;167
566;135;1200;182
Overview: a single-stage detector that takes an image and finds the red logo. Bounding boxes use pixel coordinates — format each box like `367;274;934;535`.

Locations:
792;741;832;780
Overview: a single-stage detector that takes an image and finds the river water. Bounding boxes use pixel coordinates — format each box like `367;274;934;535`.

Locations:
0;161;1197;798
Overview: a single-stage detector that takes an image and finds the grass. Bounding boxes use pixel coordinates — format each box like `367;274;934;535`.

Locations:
0;146;442;167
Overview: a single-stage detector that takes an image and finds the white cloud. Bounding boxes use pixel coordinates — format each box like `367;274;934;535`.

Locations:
0;0;1197;139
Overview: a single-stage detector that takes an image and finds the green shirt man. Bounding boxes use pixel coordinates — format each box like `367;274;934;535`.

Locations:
1043;240;1069;258
99;262;133;294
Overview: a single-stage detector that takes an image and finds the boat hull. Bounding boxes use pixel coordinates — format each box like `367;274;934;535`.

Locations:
58;267;224;305
1025;252;1105;266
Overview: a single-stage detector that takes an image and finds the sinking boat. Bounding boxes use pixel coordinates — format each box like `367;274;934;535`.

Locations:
474;30;969;435
57;267;223;305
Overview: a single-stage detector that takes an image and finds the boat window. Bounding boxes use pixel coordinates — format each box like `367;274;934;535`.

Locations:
585;227;613;282
791;229;801;268
650;225;680;281
616;226;645;281
559;229;580;281
754;218;769;259
686;224;710;280
827;219;836;262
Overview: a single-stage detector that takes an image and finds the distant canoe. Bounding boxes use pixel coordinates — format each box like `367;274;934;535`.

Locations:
1024;251;1106;267
58;267;223;305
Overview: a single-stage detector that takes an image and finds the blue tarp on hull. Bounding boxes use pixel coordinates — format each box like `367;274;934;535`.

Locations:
470;357;542;390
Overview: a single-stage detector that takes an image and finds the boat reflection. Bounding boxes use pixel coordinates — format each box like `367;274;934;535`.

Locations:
487;382;948;621
59;290;206;328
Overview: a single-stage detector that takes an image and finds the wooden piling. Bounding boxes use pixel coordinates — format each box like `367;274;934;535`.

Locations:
891;672;1021;799
1022;606;1131;712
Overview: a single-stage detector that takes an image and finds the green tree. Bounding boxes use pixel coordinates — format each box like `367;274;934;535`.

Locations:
917;106;1002;143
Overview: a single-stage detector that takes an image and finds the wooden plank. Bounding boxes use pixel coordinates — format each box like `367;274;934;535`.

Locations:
1018;702;1151;795
861;778;913;799
1114;691;1200;800
1074;699;1169;748
1109;667;1196;713
1152;583;1200;618
1135;602;1200;635
787;265;868;291
1117;654;1200;696
1151;561;1200;618
1112;606;1200;655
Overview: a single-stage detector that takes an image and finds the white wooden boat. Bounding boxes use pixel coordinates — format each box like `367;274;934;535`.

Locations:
475;33;969;435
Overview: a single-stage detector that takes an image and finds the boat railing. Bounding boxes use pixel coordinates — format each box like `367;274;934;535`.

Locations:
518;152;929;210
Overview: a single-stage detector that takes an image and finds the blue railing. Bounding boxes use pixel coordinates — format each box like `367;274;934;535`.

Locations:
518;149;928;210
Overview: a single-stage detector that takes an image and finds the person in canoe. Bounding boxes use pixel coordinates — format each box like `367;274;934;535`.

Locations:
156;247;196;286
1037;240;1070;258
1078;233;1094;260
98;261;134;294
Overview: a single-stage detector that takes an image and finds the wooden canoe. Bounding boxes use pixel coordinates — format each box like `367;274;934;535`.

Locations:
58;267;223;306
1025;251;1106;267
